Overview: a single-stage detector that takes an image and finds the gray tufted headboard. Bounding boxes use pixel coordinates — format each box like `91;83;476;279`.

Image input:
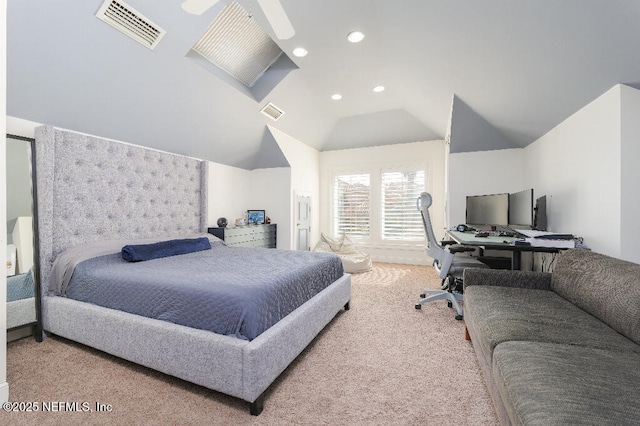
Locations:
34;125;208;290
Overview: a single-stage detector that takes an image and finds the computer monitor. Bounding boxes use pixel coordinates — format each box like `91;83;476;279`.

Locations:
533;195;547;231
508;189;534;228
465;193;509;226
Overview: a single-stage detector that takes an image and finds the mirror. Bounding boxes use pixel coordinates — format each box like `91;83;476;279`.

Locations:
5;134;41;341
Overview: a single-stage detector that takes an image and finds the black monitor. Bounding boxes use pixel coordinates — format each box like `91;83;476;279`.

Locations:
533;195;547;231
465;193;509;226
508;189;534;228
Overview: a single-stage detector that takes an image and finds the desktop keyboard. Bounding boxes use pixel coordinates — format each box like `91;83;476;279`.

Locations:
474;230;491;237
474;230;516;238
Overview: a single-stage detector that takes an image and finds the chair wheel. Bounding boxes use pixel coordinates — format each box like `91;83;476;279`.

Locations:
415;304;421;310
447;301;453;308
419;293;426;298
455;314;463;321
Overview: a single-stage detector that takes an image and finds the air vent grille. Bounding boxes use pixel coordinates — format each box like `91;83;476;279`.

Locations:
192;1;283;87
260;102;285;121
96;0;166;50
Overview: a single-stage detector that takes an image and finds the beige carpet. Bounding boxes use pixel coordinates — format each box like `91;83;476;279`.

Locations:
2;263;498;425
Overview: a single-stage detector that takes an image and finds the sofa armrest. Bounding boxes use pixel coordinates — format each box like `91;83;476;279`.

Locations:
463;268;552;291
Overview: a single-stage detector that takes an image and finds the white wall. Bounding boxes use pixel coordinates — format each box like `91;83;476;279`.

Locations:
448;148;525;227
268;125;321;249
320;140;446;265
208;162;293;249
618;85;640;263
208;125;316;252
249;168;291;249
524;85;622;258
1;0;9;402
207;162;253;226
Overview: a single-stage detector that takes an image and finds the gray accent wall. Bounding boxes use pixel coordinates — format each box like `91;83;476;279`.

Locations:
449;95;518;154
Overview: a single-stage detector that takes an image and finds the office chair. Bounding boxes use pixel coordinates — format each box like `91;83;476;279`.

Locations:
415;192;489;320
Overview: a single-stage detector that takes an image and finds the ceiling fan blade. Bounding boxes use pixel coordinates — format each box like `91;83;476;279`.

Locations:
257;0;295;40
181;0;220;15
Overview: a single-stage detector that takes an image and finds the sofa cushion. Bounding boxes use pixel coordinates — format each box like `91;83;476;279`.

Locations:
464;268;552;291
464;285;640;361
492;341;640;425
552;249;640;345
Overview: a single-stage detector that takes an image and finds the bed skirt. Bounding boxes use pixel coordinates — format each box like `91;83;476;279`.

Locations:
42;273;351;410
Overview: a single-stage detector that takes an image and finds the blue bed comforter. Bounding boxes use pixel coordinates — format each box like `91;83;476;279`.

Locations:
63;244;344;340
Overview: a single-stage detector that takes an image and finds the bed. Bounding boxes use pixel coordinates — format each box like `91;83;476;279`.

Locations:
6;268;36;330
7;217;38;332
34;125;351;415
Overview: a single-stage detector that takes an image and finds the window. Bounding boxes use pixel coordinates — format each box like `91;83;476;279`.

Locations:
381;170;425;240
333;174;370;238
331;166;428;243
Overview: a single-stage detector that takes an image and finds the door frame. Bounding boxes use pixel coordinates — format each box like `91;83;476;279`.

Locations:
294;190;312;251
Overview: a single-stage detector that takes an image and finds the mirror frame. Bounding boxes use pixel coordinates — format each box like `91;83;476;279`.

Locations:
6;134;42;342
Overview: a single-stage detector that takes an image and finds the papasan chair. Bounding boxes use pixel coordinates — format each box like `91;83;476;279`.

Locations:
313;233;372;273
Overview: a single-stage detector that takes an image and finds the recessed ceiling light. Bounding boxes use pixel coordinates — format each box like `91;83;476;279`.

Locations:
292;47;308;57
373;85;385;93
331;94;343;100
347;31;365;43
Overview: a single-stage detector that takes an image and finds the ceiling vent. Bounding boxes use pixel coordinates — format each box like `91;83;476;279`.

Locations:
191;1;283;87
96;0;166;50
260;102;284;121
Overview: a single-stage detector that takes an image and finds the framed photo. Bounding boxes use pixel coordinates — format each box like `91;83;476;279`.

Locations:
247;210;265;224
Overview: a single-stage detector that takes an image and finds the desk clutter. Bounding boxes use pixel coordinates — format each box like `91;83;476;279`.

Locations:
517;229;585;249
474;229;514;238
460;188;589;250
450;225;586;250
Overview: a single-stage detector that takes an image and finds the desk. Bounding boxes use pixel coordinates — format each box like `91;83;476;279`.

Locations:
446;230;568;270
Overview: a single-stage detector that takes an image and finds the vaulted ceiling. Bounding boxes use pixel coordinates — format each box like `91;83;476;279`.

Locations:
7;1;640;169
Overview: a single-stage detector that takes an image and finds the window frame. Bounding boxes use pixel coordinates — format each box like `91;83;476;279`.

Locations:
331;172;372;239
380;167;427;242
329;162;430;246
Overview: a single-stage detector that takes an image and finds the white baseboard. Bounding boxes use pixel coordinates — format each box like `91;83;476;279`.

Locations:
0;381;8;402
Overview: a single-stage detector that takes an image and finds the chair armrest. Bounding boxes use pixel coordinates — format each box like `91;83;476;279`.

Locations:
463;268;552;291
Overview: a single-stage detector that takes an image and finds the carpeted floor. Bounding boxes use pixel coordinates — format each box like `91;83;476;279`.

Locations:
1;263;498;425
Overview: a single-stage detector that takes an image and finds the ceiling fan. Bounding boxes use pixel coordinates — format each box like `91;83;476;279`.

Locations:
181;0;295;40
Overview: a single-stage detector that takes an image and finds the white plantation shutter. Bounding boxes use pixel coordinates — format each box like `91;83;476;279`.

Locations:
381;170;425;240
333;174;370;238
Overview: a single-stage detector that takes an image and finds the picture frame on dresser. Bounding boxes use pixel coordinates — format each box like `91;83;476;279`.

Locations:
247;210;265;225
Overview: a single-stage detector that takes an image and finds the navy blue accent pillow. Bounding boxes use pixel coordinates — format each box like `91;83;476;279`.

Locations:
122;237;211;262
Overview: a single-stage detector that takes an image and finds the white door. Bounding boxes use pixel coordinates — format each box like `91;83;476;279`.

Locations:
296;195;311;251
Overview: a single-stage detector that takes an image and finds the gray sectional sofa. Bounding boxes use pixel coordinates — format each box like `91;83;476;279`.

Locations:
463;248;640;425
